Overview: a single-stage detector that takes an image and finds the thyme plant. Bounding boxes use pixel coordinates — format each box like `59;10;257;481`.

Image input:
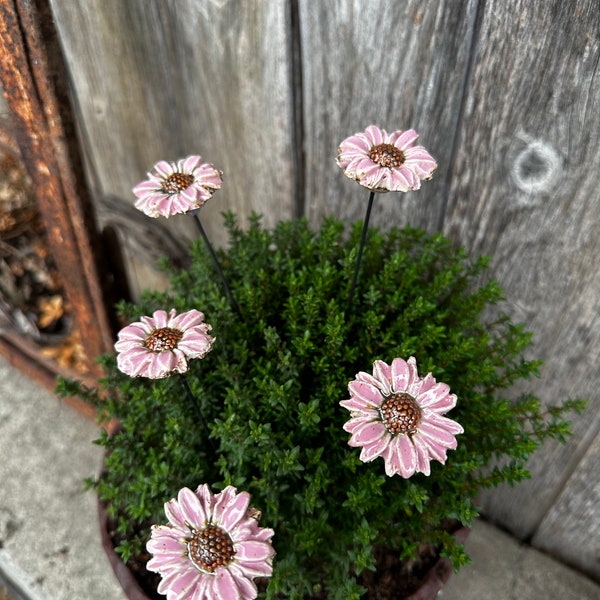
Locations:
57;213;583;599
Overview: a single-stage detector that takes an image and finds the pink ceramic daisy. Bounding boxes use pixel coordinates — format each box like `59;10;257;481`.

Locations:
340;357;463;478
115;308;215;379
336;125;437;192
133;155;222;218
147;485;275;600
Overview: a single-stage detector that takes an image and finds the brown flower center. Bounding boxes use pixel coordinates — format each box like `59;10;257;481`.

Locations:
162;172;194;194
380;392;421;436
144;327;183;352
187;525;236;573
368;143;405;169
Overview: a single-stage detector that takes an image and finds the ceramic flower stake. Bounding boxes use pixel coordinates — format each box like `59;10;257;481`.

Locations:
340;356;463;478
337;125;437;309
114;308;216;447
133;155;241;318
147;485;275;600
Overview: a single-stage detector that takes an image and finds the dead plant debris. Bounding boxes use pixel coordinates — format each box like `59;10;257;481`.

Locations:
0;149;88;374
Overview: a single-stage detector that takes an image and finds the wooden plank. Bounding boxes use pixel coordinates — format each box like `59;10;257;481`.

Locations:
533;436;600;580
299;0;479;231
443;0;600;542
48;0;295;294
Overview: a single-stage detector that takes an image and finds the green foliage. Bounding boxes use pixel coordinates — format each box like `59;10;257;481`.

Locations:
56;214;585;598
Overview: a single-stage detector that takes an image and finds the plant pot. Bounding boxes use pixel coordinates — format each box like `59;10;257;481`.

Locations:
98;496;469;600
99;498;157;600
405;525;469;600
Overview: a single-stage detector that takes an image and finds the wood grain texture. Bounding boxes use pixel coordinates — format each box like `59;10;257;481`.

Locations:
443;0;600;557
48;0;295;293
533;436;600;579
299;0;478;232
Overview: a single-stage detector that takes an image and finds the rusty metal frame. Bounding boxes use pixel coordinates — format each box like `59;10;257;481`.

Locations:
0;0;116;406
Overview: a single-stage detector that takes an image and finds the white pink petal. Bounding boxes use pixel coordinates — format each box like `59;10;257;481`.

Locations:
348;420;387;447
347;379;383;406
216;490;250;531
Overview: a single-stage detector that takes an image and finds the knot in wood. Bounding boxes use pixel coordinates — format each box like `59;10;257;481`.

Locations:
144;327;183;352
380;392;421;436
187;525;236;573
162;172;194;194
511;139;561;194
368;143;405;169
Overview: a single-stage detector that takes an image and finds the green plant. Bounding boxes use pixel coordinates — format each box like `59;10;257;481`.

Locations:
57;213;584;599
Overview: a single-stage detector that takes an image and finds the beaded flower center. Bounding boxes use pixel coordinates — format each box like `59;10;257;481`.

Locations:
162;172;194;194
144;327;183;352
368;143;405;169
380;392;421;436
187;525;236;573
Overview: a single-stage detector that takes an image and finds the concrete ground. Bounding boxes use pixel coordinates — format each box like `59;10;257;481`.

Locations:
1;355;598;600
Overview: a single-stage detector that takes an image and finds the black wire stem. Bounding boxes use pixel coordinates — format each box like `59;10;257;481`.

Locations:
347;190;375;311
179;373;216;452
192;213;241;318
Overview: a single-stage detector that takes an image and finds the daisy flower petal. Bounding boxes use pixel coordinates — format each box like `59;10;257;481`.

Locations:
147;485;274;600
114;308;215;380
341;356;463;478
133;155;223;218
337;125;437;192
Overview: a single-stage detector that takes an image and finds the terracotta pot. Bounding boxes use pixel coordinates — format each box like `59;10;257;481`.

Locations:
405;526;469;600
99;497;469;600
99;499;152;600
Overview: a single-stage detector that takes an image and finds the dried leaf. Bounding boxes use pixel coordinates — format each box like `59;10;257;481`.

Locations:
37;294;64;329
40;329;88;374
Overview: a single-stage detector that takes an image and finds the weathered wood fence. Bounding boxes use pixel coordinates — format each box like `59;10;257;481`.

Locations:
6;0;600;581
